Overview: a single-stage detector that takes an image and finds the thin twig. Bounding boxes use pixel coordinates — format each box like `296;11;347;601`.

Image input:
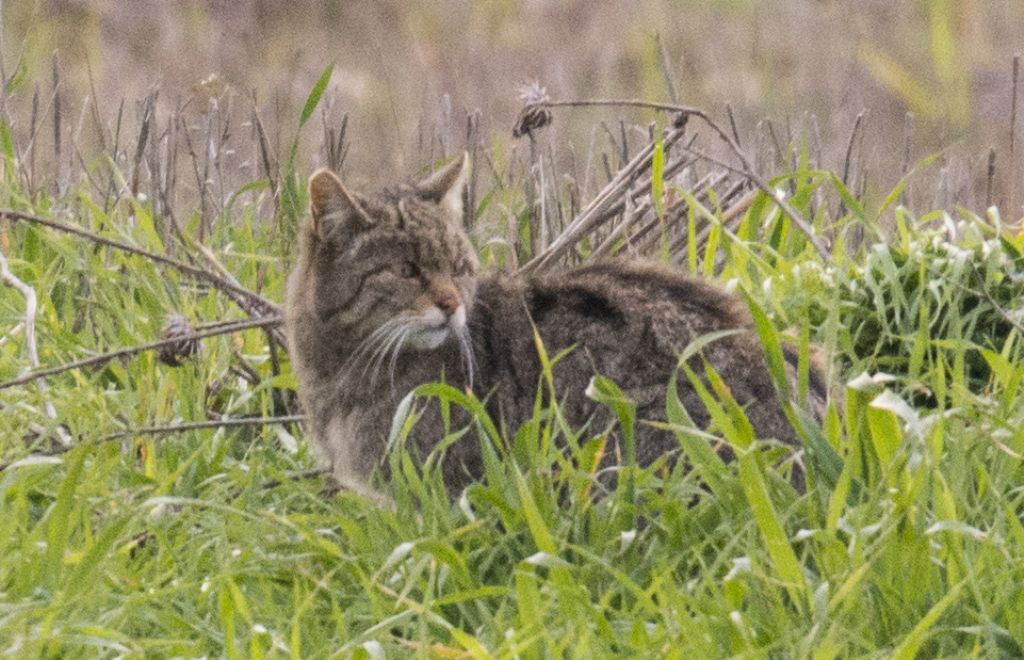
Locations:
179;110;209;239
536;99;750;162
0;208;280;315
103;414;306;440
0;414;309;473
252;101;279;217
0;315;282;392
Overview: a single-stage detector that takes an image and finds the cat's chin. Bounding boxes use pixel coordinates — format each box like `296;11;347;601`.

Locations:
407;327;451;351
405;305;466;351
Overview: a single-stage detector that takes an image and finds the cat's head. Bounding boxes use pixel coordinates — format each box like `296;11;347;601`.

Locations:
299;154;478;353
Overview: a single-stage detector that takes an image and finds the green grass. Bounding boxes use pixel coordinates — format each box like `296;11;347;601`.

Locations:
2;110;1024;658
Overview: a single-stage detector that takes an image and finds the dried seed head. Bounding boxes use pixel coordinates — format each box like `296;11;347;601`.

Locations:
513;105;553;138
158;314;201;366
513;82;552;138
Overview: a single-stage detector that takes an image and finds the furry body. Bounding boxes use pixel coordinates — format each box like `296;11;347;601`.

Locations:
285;156;825;496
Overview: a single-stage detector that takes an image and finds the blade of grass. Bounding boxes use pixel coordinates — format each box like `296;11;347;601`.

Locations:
738;450;808;609
891;580;965;660
46;446;85;587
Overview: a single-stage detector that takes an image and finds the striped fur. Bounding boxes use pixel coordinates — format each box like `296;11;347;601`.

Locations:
285;155;827;496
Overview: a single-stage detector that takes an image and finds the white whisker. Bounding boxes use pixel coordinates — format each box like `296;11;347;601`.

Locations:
366;324;409;386
457;325;477;392
339;318;403;382
387;327;413;395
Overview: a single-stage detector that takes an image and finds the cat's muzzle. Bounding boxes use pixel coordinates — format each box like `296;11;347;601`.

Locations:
407;304;466;350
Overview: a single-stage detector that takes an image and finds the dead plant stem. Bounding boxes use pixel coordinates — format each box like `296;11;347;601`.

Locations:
0;414;309;473
103;414;305;440
531;98;830;260
0;208;280;315
0;315;282;391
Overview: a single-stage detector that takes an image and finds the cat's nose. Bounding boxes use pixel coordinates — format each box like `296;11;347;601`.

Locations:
436;292;461;317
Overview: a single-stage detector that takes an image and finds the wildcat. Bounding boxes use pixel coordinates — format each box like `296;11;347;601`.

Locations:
285;154;827;498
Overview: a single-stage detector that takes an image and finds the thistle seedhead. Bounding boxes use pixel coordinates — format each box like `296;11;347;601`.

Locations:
513;82;552;138
158;313;201;366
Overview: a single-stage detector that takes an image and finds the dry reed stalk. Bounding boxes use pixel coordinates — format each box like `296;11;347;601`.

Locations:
725;104;742;149
900;112;914;208
680;141;828;257
609;168;734;259
179;109;210;237
464;111;480;230
187;237;286;344
321;110;349;173
521;124;689;273
1011;54;1020;218
987;148;997;209
838;111;865;218
130;92;156;199
654;31;680;105
51;54;62;196
519;98;830;260
102;99;126;211
690;189;759;271
252;104;279;222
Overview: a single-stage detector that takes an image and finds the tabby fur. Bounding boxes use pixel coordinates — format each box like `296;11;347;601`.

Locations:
285;154;826;497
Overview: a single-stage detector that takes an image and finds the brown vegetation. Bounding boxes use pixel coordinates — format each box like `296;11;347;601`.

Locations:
2;1;1022;214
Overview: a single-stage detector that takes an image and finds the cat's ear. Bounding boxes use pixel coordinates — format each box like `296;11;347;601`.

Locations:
308;168;372;240
415;152;469;223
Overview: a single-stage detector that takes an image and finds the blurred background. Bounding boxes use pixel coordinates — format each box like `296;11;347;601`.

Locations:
2;0;1022;214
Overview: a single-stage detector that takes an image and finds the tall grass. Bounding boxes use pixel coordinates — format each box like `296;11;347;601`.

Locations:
2;71;1024;657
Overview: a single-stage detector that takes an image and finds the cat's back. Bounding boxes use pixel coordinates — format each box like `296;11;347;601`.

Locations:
530;260;747;331
474;260;752;358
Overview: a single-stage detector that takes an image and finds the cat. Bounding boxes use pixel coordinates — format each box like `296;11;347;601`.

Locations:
284;154;827;499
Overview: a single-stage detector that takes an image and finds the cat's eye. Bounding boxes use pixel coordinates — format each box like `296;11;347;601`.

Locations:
398;261;419;278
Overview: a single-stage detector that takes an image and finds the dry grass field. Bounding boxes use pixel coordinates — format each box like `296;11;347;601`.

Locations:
4;1;1023;209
